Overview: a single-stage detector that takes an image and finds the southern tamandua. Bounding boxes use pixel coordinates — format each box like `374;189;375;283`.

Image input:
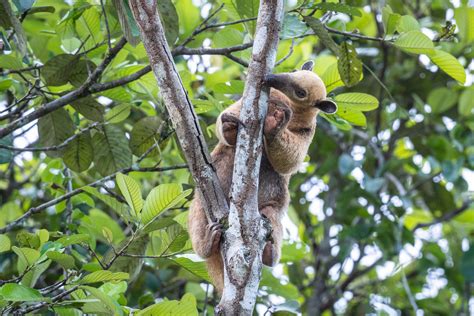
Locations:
188;61;337;293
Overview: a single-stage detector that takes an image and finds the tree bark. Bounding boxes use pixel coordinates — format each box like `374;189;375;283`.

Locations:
218;1;283;314
129;1;283;314
128;0;228;223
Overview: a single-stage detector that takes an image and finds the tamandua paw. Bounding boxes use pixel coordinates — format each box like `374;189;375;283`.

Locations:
219;113;242;146
202;222;224;258
264;100;292;139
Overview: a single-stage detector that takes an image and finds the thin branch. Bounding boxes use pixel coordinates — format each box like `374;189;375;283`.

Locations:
0;164;187;233
99;0;112;50
275;39;295;66
178;3;225;47
0;122;103;152
412;199;473;231
324;25;389;42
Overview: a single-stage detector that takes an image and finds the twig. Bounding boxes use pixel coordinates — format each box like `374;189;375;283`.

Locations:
324;25;389;42
0;122;103;152
178;4;225;47
412;199;473;231
275;39;295;66
0;164;187;233
99;0;112;50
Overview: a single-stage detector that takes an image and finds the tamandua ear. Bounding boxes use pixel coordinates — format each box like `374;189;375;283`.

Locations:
301;60;314;71
315;99;337;114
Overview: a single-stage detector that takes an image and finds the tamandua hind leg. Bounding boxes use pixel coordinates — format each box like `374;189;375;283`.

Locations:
259;205;283;266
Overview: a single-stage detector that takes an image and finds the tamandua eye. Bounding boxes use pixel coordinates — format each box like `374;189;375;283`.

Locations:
295;88;307;98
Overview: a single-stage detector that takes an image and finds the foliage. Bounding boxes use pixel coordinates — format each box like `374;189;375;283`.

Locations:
0;0;473;315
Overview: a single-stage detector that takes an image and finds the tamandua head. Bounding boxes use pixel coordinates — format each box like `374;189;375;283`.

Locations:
264;61;337;114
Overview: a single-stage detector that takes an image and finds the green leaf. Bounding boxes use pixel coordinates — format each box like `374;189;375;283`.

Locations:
46;251;76;269
80;270;129;284
382;6;401;35
12;246;40;273
320;113;352;131
0;283;46;302
158;0;179;45
80;285;122;315
337;42;362;87
321;62;344;93
428;50;466;84
92;125;132;176
129;116;162;157
105;104;131;123
116;173;143;218
111;0;140;46
38;108;76;158
337;110;367;127
459;88;474;117
42;54;78;86
0;234;11;253
142;184;192;224
338;154;357;175
12;0;34;13
69;59;96;87
454;6;474;44
56;234;90;247
63;131;93;172
0;134;13;164
137;293;198;316
281;14;308;39
171;257;211;282
222;0;258;35
81;186;129;218
70;97;104;121
396;15;420;33
393;30;434;55
304;16;340;55
150;224;189;255
314;2;361;17
427;87;457;114
334;93;379;111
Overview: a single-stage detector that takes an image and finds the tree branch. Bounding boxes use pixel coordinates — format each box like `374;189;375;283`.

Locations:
218;1;283;314
412;199;473;231
0;164;187;233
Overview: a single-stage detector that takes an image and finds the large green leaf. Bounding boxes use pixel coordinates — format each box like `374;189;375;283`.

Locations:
158;0;179;45
393;30;434;55
70;97;104;121
427;87;457;114
171;257;210;282
81;186;129;218
38;108;76;158
56;234;90;247
69;59;97;87
42;54;78;86
0;134;13;164
116;173;143;218
129;116;162;157
46;251;76;269
0;234;11;253
80;285;122;315
92;125;132;176
382;6;401;35
111;0;139;46
454;6;474;44
334;93;379;111
141;184;192;224
321;62;344;93
396;15;420;33
80;270;129;284
63;131;93;172
222;0;259;35
150;224;189;255
281;14;308;39
428;50;466;84
0;283;47;302
105;104;131;123
11;246;40;273
304;16;340;55
459;88;474;117
137;293;198;316
337;41;362;87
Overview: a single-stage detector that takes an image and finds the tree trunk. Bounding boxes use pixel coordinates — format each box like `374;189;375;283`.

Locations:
129;1;283;314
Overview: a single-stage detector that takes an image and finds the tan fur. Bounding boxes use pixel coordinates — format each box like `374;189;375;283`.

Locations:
188;67;330;294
